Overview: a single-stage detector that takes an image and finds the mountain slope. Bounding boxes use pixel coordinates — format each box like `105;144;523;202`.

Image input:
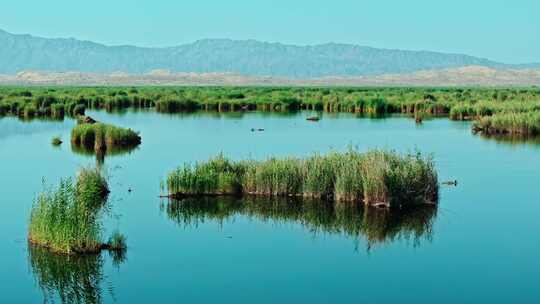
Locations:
0;29;536;78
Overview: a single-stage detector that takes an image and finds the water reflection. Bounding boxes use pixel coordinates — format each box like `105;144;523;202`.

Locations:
150;109;393;120
163;196;437;248
28;245;125;304
0;117;71;140
478;133;540;148
71;144;139;167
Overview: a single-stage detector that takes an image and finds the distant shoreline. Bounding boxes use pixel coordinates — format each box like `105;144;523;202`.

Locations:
1;66;540;87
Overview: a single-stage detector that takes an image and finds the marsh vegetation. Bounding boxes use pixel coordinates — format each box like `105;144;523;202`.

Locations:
71;122;141;154
2;86;539;137
28;167;125;254
473;111;540;136
165;150;438;207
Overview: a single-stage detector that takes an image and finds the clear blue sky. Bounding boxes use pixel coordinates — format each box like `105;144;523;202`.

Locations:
1;0;538;63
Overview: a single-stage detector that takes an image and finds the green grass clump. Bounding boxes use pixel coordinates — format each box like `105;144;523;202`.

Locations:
0;102;8;116
28;168;122;254
71;122;141;153
243;157;304;196
28;179;103;254
167;154;245;196
51;136;62;146
72;104;86;116
449;103;476;120
473;111;540;136
363;98;392;114
23;104;37;119
76;167;110;209
107;231;127;251
166;149;438;207
156;97;199;113
50;103;65;119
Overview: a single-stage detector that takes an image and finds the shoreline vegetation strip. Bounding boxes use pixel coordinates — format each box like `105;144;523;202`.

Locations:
2;87;540;136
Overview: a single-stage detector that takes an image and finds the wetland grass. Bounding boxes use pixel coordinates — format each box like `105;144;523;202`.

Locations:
472;111;540;136
75;167;110;208
71;122;141;154
28;167;124;255
1;87;539;122
50;103;65;119
2;86;539;140
106;231;127;251
449;103;476;120
166;150;438;207
155;97;199;113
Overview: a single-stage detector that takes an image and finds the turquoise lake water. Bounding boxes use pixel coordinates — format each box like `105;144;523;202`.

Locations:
1;110;539;303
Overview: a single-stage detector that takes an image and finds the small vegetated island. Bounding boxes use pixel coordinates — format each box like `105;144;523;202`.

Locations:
28;167;126;254
71;116;141;154
165;149;439;208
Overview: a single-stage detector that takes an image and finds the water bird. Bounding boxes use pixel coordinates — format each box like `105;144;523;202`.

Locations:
79;115;97;124
442;180;458;186
307;116;320;122
373;202;390;209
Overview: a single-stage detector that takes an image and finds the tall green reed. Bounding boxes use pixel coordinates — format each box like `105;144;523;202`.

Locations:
166;149;439;207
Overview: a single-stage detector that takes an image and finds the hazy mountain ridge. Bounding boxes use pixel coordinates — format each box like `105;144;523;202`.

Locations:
2;29;538;78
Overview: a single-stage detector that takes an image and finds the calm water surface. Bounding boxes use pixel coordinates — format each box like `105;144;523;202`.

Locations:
1;110;539;303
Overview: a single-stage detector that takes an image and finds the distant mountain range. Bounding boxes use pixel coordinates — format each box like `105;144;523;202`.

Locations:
0;28;539;79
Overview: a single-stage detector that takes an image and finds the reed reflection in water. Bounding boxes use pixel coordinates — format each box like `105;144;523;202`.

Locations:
163;196;437;249
28;244;126;304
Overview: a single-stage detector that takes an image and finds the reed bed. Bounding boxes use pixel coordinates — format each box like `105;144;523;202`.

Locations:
472;111;540;136
2;86;539;138
1;87;539;121
166;150;438;207
28;167;124;254
75;167;110;209
449;103;476;120
155;97;199;113
449;100;540;121
71;122;141;153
